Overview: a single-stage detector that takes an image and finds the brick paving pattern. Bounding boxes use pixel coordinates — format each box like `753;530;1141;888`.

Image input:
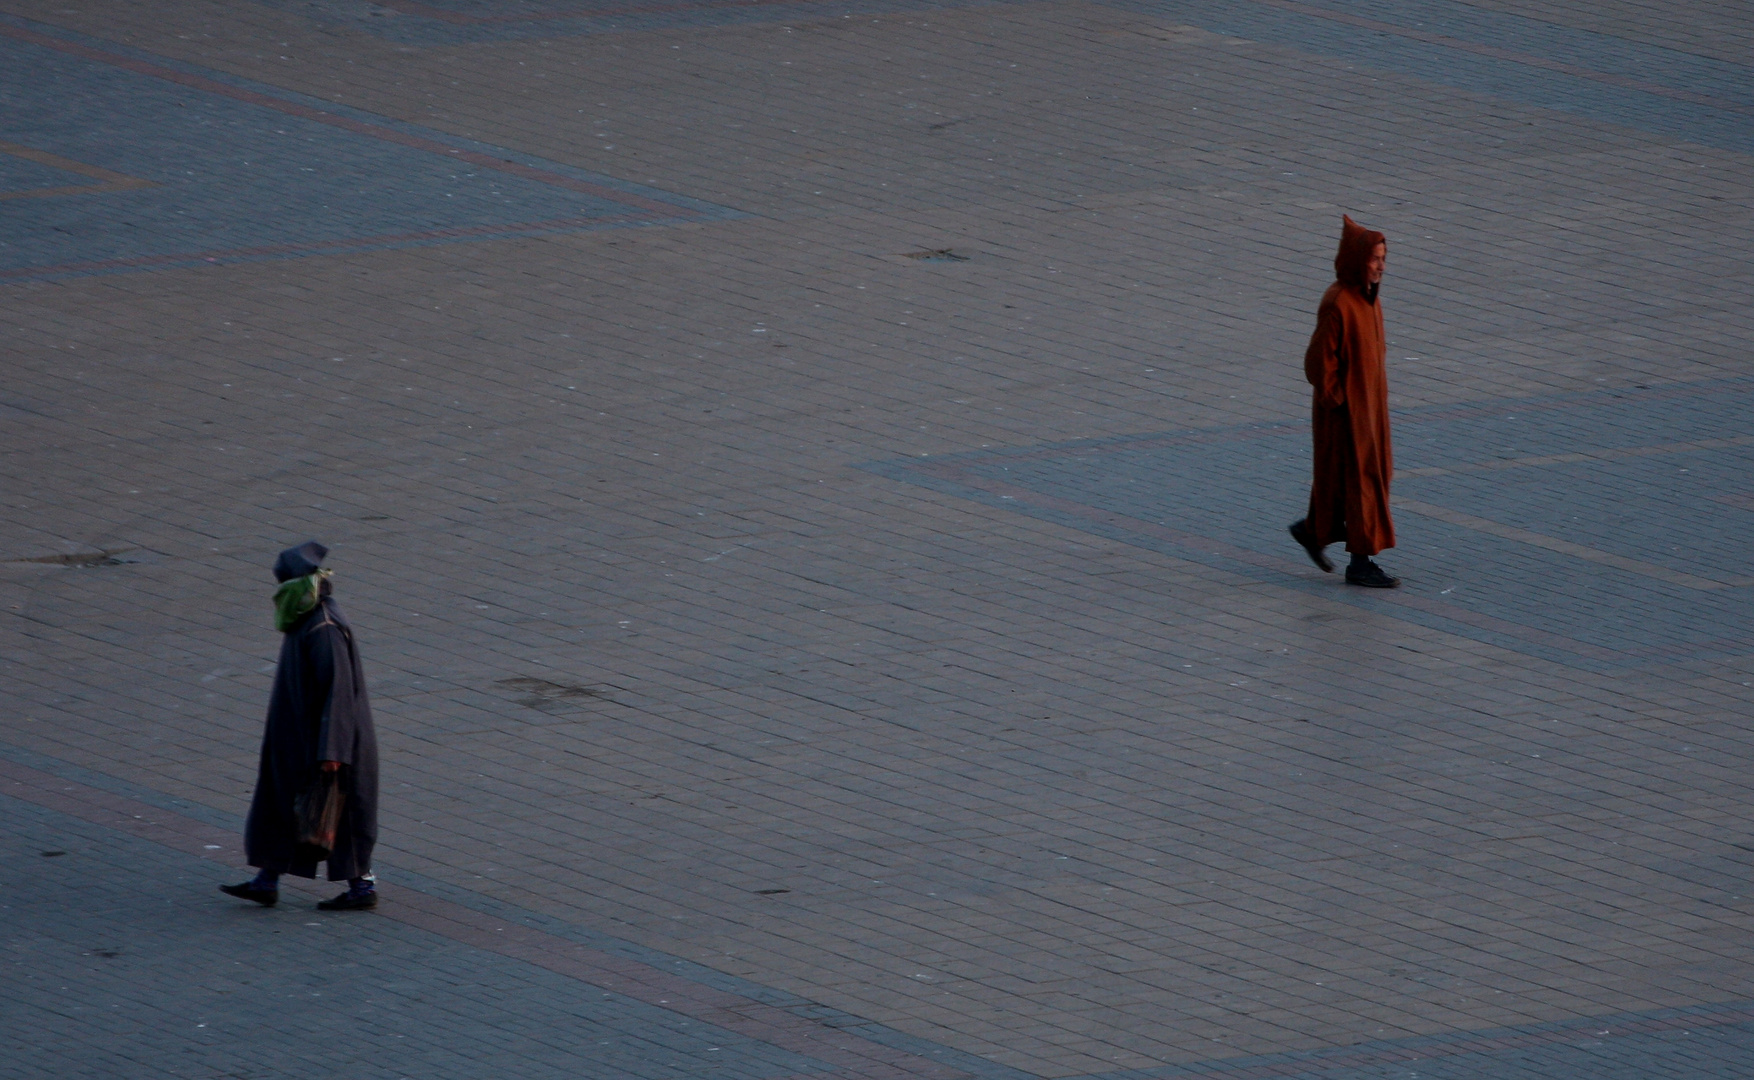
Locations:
2;0;1752;1076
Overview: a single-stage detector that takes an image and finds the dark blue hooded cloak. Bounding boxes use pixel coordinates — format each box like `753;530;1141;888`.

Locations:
244;542;379;880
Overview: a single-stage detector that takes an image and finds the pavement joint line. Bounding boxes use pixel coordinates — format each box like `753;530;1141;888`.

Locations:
389;890;974;1080
0;15;706;219
1075;998;1754;1080
980;457;1754;663
1241;0;1754;117
10;751;1754;1079
0;742;1028;1077
881;378;1752;475
0;740;245;831
378;0;964;25
0;139;155;201
1391;497;1754;591
877;460;1647;669
1394;434;1754;480
0;755;975;1080
0;212;660;284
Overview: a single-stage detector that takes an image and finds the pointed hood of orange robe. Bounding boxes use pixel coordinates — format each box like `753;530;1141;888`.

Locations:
1334;214;1386;297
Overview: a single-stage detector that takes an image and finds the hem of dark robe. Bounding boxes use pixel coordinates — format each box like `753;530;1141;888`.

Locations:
244;594;378;886
249;856;373;881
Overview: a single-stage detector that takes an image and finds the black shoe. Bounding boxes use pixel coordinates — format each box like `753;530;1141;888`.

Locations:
1345;560;1400;588
219;881;278;906
317;889;377;911
1289;519;1333;573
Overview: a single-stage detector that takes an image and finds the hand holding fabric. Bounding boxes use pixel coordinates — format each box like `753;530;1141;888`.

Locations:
1304;304;1347;410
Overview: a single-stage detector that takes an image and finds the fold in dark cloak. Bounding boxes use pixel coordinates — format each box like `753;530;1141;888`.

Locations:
244;581;379;880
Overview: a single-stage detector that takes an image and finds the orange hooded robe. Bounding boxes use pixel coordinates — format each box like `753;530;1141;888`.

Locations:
1304;215;1395;556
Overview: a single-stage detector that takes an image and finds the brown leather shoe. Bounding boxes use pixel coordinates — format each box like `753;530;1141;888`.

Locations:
1288;519;1333;573
219;881;278;906
1345;560;1400;588
316;889;377;911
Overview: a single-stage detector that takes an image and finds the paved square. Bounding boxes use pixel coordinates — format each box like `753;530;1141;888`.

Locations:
2;0;1752;1077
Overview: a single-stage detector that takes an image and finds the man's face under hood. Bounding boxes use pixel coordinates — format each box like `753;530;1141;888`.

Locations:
1335;215;1388;294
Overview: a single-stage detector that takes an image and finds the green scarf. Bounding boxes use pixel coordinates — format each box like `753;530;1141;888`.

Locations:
273;570;332;632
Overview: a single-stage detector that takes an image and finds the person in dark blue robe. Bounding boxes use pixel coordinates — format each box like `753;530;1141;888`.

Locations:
221;542;380;910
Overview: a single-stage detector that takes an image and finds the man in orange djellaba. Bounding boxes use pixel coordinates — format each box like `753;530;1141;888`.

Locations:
1289;216;1400;588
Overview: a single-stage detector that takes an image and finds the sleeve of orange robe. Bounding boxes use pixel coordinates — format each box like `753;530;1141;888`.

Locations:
1303;300;1346;410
